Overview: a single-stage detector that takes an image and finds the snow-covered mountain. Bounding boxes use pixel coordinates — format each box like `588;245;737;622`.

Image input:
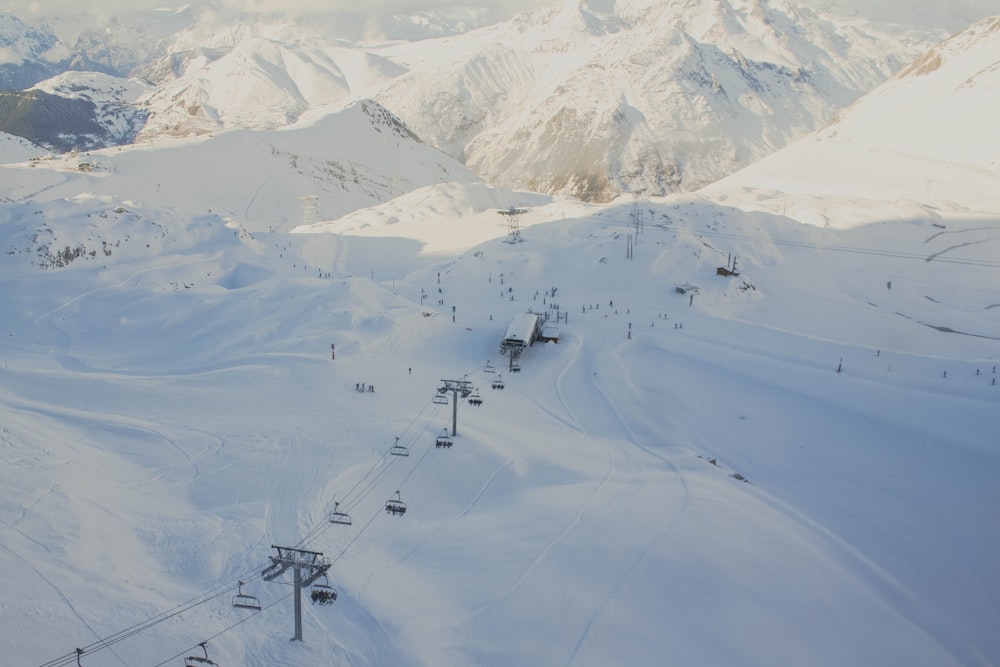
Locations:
373;0;937;200
1;0;941;202
0;130;48;162
1;7;999;667
133;22;408;140
700;15;1000;226
2;89;999;667
0;97;476;243
0;13;101;89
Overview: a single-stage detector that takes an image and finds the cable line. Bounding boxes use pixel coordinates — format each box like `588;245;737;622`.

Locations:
41;364;478;666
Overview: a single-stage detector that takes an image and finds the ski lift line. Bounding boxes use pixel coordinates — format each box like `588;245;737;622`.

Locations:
627;209;1000;270
332;503;384;564
326;424;440;563
456;356;504;380
326;400;445;518
341;458;400;515
39;559;281;667
44;412;451;665
37;580;247;667
394;432;437;494
55;415;440;667
149;591;293;667
318;451;395;521
43;369;465;666
688;226;1000;269
342;402;441;516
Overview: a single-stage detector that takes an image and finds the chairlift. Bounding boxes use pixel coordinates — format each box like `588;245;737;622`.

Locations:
184;642;219;667
484;361;496;374
491;375;505;390
329;501;352;526
232;580;262;611
311;575;338;606
435;430;453;448
510;361;521;373
390;436;409;457
432;394;448;405
468;390;483;406
385;491;407;516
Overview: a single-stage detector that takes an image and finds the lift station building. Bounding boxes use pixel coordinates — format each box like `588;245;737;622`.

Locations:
501;313;541;356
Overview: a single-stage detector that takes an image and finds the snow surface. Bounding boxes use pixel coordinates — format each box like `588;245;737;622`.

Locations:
2;12;1000;667
701;16;1000;228
0;131;49;163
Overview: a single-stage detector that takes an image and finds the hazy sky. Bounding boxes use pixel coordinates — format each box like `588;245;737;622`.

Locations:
2;0;998;32
4;0;548;19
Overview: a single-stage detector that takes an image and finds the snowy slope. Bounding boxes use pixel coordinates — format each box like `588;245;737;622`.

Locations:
0;130;49;163
0;98;477;239
701;15;1000;227
1;8;998;667
2;190;998;667
2;83;999;667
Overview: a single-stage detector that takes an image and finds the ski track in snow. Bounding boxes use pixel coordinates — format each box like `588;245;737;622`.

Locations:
924;236;1000;262
459;453;617;625
750;487;981;665
84;422;201;486
31;256;218;373
560;339;692;665
0;542;130;665
264;434;302;546
636;331;986;666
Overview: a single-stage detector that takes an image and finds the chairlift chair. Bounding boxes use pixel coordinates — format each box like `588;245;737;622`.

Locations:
484;361;495;374
435;430;453;448
232;580;262;611
433;393;448;405
329;502;352;526
311;575;338;606
468;390;483;406
510;361;521;373
491;375;505;390
184;642;219;667
390;436;409;457
385;491;407;516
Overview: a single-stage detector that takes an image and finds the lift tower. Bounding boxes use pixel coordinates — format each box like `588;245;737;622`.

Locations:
497;206;526;243
437;378;473;436
262;545;331;641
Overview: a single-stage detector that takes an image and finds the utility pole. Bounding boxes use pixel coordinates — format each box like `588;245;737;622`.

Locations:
438;378;473;436
262;546;331;641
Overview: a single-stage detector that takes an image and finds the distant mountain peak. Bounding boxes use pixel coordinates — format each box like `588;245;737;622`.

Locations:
376;0;932;201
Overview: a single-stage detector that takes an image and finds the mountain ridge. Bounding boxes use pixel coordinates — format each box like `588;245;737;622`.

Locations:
0;1;943;203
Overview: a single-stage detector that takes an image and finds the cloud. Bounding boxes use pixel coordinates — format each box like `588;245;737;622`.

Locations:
0;46;22;66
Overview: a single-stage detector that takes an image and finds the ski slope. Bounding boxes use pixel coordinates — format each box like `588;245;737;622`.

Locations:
2;183;998;666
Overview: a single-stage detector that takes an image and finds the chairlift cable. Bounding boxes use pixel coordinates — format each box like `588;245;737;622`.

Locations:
41;367;469;666
322;395;444;519
150;591;292;667
38;581;247;667
342;399;441;515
